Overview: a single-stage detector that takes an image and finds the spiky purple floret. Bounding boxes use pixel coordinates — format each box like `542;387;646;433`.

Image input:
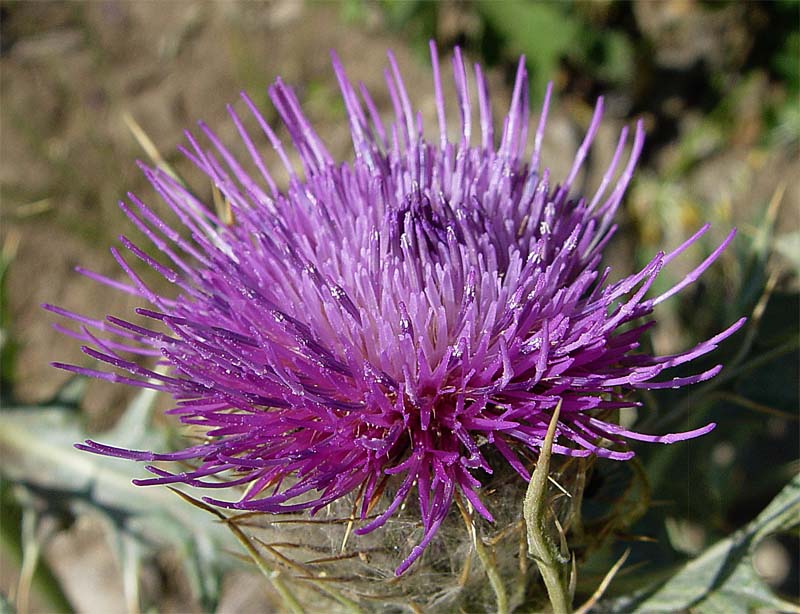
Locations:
48;43;744;575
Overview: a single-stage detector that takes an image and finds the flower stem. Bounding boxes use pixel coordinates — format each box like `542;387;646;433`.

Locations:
524;400;572;614
474;525;509;614
455;493;509;614
168;488;305;614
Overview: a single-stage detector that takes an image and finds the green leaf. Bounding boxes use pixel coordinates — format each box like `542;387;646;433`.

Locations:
0;479;73;613
476;1;582;97
604;474;800;613
0;383;239;612
0;591;17;614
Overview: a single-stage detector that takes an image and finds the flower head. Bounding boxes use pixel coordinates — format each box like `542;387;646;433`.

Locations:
47;43;744;575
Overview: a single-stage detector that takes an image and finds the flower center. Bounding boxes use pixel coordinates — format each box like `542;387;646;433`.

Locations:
389;188;451;257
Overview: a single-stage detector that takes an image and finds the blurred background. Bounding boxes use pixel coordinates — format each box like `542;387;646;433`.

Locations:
1;1;798;612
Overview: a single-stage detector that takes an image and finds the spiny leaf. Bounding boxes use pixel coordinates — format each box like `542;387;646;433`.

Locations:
604;473;800;613
0;386;239;611
0;479;73;614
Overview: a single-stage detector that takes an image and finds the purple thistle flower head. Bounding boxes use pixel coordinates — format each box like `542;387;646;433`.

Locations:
47;43;744;575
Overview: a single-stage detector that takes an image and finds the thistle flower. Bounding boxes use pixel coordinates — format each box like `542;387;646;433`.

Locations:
47;43;744;576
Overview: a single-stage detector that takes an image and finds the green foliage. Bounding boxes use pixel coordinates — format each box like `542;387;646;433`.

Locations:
351;0;638;98
0;381;239;612
0;478;72;613
475;1;581;97
605;474;800;613
771;13;799;95
0;592;16;614
377;0;438;59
